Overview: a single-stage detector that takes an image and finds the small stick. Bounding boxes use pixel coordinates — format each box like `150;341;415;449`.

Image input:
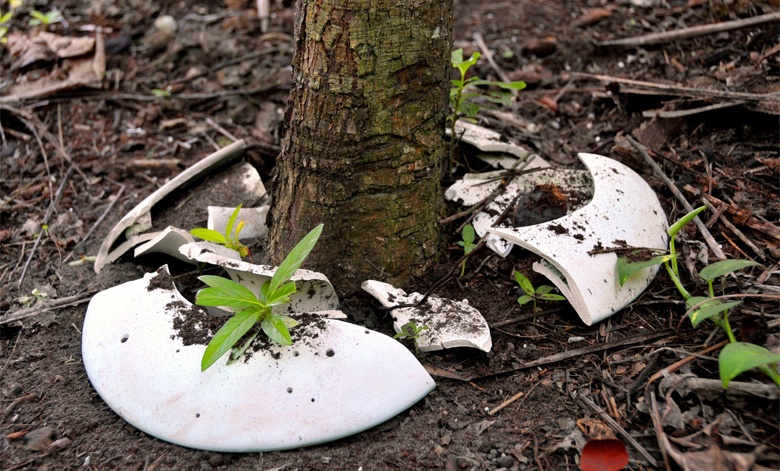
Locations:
575;391;659;467
0;292;96;325
473;32;514;87
597;11;780;47
624;135;725;259
205;117;239;143
574;72;780;102
17;167;74;289
701;198;766;260
487;390;524;416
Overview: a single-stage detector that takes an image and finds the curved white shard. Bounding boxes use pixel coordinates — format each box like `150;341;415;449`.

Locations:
489;153;668;325
94;140;247;273
82;266;435;452
361;280;492;353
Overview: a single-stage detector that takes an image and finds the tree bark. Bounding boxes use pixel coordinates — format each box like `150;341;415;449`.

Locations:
268;0;453;295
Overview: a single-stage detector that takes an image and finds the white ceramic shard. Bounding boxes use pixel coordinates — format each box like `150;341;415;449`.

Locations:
179;242;339;314
82;266;435;452
133;226;197;262
445;168;592;257
488;153;668;325
449;120;551;170
95;140;247;273
361;280;492;353
207;205;269;241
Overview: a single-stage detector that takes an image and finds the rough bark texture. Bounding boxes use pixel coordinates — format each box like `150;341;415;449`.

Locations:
268;0;453;295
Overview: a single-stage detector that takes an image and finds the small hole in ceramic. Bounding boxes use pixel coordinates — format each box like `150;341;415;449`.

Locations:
311;398;315;402
120;334;129;343
326;349;335;357
195;413;200;418
293;351;299;357
287;387;293;394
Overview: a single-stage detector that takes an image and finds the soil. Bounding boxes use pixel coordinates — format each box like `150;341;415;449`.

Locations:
2;1;779;470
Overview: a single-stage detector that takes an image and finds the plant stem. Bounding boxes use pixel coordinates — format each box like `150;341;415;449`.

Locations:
664;260;691;300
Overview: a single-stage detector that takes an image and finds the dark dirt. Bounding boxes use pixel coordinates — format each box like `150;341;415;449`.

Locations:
2;0;780;470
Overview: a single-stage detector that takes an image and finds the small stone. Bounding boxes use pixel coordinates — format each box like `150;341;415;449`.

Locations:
25;427;55;451
49;437;72;452
441;433;451;446
494;454;515;468
207;454;224;467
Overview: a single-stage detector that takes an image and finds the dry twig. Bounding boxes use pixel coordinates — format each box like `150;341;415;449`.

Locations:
597;11;780;47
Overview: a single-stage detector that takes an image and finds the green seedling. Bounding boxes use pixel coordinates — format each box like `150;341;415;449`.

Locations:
17;288;48;307
0;0;21;44
151;88;171;98
28;9;62;27
190;204;251;260
393;321;429;354
514;271;565;310
0;10;12;44
617;206;778;388
195;223;323;371
448;48;526;170
457;224;477;278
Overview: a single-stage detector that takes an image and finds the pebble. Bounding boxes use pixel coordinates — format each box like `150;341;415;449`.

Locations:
494;454;515;468
25;427;54;451
49;437;72;452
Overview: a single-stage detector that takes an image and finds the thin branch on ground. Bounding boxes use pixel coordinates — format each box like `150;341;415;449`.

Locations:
0;291;97;325
17;166;74;289
597;11;780;47
575;72;780;102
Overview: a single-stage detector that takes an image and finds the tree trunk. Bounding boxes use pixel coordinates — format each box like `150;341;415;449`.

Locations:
268;0;453;295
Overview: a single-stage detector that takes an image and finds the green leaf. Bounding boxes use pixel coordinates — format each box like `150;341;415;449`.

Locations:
514;272;535;296
536;285;553;295
538;293;566;302
195;275;261;310
1;11;12;23
462;224;475;245
517;294;534;305
699;260;761;282
201;309;262;371
265;281;297;307
225;204;242;241
616;253;673;286
459;101;479;117
686;297;742;327
450;48;464;67
719;342;780;388
266;224;323;296
262;315;293;346
190;228;227;244
279;315;300;329
451;49;480;76
668;206;707;238
469;79;527;91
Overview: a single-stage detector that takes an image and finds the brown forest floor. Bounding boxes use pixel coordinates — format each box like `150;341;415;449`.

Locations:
1;0;779;470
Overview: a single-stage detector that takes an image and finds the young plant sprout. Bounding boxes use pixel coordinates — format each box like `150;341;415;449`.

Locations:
393;321;429;354
457;224;477;278
617;206;778;388
195;224;323;371
190;204;252;261
514;271;565;310
448;48;526;170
